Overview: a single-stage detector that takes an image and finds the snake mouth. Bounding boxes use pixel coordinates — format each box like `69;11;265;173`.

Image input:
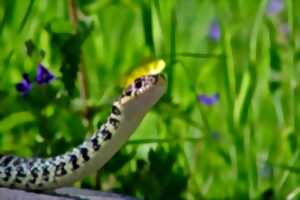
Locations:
159;74;166;82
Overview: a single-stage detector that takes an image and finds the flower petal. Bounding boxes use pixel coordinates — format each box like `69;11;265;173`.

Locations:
36;64;55;84
267;0;283;15
197;93;219;105
16;73;32;95
209;21;220;41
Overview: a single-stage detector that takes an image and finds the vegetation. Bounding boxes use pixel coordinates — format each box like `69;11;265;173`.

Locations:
0;0;299;199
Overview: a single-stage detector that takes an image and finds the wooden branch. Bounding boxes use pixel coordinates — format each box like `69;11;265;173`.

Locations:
0;187;138;200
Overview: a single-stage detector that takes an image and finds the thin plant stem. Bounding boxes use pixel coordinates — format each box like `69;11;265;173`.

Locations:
68;0;94;188
126;136;204;145
68;0;90;119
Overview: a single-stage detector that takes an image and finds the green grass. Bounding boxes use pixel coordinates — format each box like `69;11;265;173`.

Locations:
0;0;299;199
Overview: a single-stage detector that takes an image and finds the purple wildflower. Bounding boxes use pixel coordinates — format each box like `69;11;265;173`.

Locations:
280;23;289;37
259;162;273;179
36;64;55;84
267;0;283;15
16;73;32;95
209;21;220;41
211;132;221;141
197;93;219;106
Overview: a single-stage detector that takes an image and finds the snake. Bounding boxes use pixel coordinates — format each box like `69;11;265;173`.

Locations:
0;74;166;191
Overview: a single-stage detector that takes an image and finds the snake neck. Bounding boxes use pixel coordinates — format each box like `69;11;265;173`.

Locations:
0;101;128;190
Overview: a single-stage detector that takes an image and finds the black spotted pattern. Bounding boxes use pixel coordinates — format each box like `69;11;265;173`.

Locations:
29;167;39;184
27;159;38;169
15;166;26;183
3;166;12;182
101;127;112;141
112;105;121;115
69;154;79;170
79;147;90;161
37;183;43;188
42;165;50;181
16;166;26;177
55;162;67;176
12;158;24;166
91;136;100;151
0;156;14;166
109;117;120;129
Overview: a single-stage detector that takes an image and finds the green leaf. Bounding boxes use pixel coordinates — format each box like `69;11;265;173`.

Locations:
48;19;74;34
18;0;35;32
233;68;256;126
25;39;36;57
0;112;35;132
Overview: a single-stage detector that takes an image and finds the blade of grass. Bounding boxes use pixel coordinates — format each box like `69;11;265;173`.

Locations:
175;52;225;59
18;0;35;33
0;1;14;32
223;29;236;102
166;7;176;99
287;187;300;200
276;149;300;191
249;0;268;63
141;0;154;54
233;69;255;126
127;137;203;145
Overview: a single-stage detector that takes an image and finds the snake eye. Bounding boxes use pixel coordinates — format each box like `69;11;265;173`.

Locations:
134;78;142;89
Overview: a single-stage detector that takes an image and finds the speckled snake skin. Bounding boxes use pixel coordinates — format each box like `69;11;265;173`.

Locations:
0;74;166;191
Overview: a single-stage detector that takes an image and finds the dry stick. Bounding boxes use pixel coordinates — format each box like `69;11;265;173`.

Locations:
68;0;77;30
78;59;90;118
68;0;99;189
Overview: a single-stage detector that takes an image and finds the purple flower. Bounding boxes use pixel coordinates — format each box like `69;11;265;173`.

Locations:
267;0;283;15
209;21;220;41
36;64;55;84
211;131;221;141
259;162;273;179
197;93;219;106
16;73;32;95
280;23;289;37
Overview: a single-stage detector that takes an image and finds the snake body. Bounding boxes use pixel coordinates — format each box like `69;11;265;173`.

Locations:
0;74;166;190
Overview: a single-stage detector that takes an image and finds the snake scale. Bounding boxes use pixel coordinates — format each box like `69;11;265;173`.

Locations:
0;74;166;190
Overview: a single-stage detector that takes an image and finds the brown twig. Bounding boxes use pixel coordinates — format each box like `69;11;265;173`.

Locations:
68;0;99;188
68;0;78;30
68;0;90;119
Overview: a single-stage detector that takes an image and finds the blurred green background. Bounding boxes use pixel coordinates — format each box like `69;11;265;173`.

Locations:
0;0;299;199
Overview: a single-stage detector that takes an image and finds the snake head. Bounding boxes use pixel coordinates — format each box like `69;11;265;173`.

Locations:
119;74;166;114
121;74;166;99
